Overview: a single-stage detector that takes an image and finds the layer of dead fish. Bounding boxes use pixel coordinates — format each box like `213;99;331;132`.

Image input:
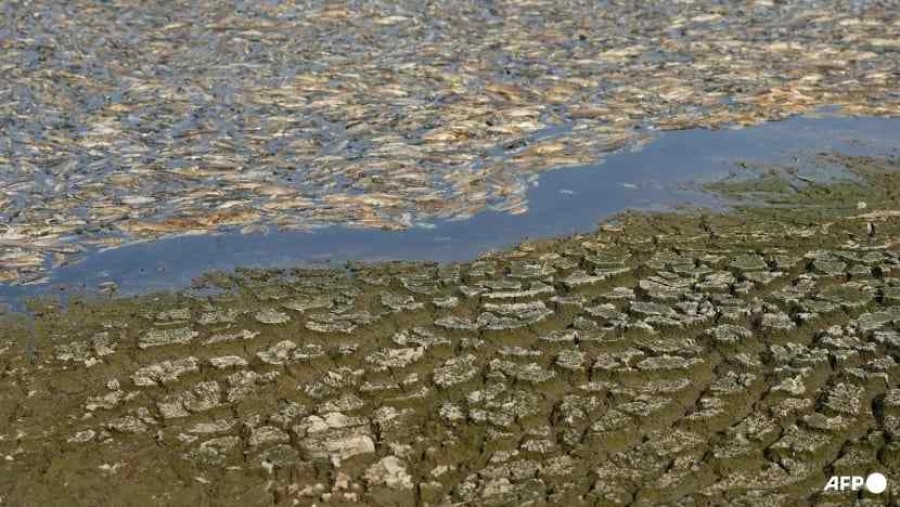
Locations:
1;0;899;283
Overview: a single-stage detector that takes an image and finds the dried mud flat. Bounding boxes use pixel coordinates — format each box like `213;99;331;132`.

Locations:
0;154;898;506
2;0;900;283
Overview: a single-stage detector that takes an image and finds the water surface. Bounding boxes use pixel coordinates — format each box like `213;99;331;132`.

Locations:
2;115;898;309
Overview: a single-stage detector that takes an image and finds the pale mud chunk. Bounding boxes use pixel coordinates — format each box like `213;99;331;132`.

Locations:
639;279;689;301
730;254;768;272
600;286;636;301
294;413;375;464
866;355;896;372
474;389;541;427
85;390;130;412
439;402;466;423
432;295;459;309
591;409;632;432
872;330;900;347
629;301;676;318
269;402;308;427
550;295;587;309
772;255;801;270
707;324;753;344
770;426;831;458
373;406;415;439
305;312;373;333
696;271;736;291
584;303;627;322
366;347;425;371
803;413;850;432
249;426;290;447
360;379;400;393
772;276;818;303
191;436;242;466
157;381;221;419
561;270;605;288
823;383;865;416
592;349;645;373
594;265;631;278
556;394;601;425
55;340;92;363
139;327;197;349
538;329;578;344
489;360;555;384
708;371;756;394
198;308;241;326
498;346;541;358
106;415;148;434
225;369;279;403
282;295;333;313
687;396;727;420
203;328;259;345
884;286;900;303
254;308;290;325
302;367;365;399
541;455;578;477
380;292;424;312
743;270;784;285
209;355;248;369
727;414;779;445
392;327;450;348
759;312;796;331
636;336;701;355
509;260;556;279
364;456;414;490
91;332;116;357
855;306;900;332
483;281;555;300
555;349;586;371
131;357;199;386
812;259;848;276
458;285;484;298
257;340;297;365
55;333;116;363
155;308;191;323
771;397;814;418
255;444;302;471
293;343;326;361
635;355;704;372
617;395;673;417
817;282;875;309
644;429;704;457
188;419;235;434
772;375;807;396
67;429;96;443
434;315;478;331
200;435;241;453
317;394;365;414
433;354;479;389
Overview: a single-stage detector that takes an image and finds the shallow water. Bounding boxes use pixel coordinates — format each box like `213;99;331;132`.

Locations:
2;114;898;309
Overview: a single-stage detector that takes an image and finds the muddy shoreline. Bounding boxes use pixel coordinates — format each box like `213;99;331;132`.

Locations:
1;154;899;505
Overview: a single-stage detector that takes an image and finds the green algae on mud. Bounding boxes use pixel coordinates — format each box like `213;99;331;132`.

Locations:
1;154;900;506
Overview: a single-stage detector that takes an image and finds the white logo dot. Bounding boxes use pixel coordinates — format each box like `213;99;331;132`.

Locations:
866;472;887;494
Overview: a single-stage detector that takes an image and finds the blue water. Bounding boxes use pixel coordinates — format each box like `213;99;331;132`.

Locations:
2;115;898;309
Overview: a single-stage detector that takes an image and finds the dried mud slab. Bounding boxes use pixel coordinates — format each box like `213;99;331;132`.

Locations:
1;154;900;506
2;1;900;283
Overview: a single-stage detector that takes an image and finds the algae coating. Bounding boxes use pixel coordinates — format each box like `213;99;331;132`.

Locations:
2;154;900;506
